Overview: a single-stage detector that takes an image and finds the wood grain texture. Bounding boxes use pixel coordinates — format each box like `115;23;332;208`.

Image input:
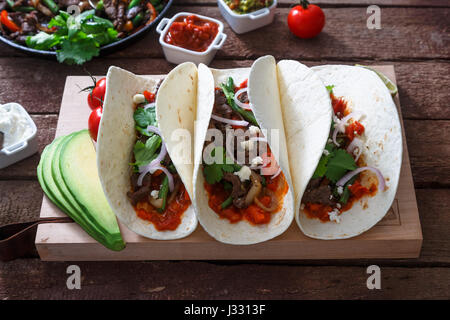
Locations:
0;185;448;264
0;7;448;60
1;259;449;299
178;0;450;7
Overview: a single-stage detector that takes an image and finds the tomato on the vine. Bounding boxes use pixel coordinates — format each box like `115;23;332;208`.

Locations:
287;0;325;39
88;107;103;142
87;77;106;110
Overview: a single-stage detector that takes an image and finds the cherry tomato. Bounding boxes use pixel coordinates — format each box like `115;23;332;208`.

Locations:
87;77;106;110
287;1;325;39
88;107;102;142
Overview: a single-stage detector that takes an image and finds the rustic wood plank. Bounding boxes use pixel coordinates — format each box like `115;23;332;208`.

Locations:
0;58;448;120
1;259;449;299
179;0;450;7
106;7;450;60
0;7;448;59
405;120;450;188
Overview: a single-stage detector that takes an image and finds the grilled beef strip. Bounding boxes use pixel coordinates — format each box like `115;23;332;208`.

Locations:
302;178;336;207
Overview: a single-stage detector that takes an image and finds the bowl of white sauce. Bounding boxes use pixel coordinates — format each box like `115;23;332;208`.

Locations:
0;103;38;169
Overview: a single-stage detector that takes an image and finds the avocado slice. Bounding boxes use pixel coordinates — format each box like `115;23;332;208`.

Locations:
59;130;125;251
39;136;73;213
51;133;109;241
40;134;108;248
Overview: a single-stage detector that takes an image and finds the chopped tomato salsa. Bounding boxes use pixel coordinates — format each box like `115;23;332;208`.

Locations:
204;173;289;225
346;120;365;141
164;15;219;52
135;184;191;231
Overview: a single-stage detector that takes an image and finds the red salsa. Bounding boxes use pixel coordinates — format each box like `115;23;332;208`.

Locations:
205;172;289;225
164;15;219;52
135;180;191;231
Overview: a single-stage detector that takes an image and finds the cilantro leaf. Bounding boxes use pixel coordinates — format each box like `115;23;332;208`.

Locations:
326;85;335;94
325;149;357;183
132;135;162;167
26;32;60;50
203;146;238;184
312;143;335;179
56;33;99;65
134;107;157;129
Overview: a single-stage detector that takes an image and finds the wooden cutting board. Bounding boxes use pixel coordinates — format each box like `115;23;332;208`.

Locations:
35;65;422;261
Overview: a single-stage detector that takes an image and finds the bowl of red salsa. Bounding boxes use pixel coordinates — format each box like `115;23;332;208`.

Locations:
156;13;227;65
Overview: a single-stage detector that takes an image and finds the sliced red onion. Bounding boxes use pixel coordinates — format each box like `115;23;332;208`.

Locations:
336;166;386;192
137;165;153;186
144;103;155;110
234;88;252;111
146;125;161;136
347;137;363;162
271;166;282;179
211;114;249;127
149;165;174;192
332;124;340;147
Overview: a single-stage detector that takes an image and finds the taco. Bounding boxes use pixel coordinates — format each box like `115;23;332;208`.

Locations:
97;64;198;240
192;63;295;245
295;65;402;239
249;57;402;240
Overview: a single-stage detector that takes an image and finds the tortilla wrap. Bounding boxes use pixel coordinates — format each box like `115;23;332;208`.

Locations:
192;63;295;245
97;65;197;240
297;65;402;239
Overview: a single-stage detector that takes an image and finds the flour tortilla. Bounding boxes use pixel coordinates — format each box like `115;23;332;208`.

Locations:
297;65;403;239
193;62;295;245
97;65;197;240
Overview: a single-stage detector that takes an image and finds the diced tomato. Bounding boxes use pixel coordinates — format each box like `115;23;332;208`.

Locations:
143;90;155;103
346;120;365;141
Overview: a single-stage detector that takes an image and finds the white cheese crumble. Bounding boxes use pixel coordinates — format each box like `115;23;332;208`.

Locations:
250;156;263;167
337;186;344;195
248;125;261;136
336;203;342;209
323;149;330;156
300;203;305;210
328;209;341;223
234;165;252;182
133;93;146;104
150;190;159;199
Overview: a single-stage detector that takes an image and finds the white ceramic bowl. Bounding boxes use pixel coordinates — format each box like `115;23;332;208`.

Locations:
217;0;277;34
156;12;227;66
0;103;38;169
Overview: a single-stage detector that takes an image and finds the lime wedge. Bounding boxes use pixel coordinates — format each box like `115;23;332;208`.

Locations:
355;64;398;96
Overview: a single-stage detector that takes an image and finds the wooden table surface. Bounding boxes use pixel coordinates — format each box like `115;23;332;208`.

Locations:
0;0;449;299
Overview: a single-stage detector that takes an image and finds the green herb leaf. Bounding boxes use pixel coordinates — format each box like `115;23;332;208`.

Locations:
203;146;237;184
26;32;60;50
312;143;335;179
219;77;259;126
326;85;335;94
325;149;357;183
56;34;99;65
134;107;157;129
132;135;162;167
